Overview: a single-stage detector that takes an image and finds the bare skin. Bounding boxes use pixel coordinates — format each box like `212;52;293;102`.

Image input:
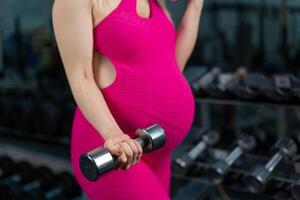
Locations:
52;0;203;170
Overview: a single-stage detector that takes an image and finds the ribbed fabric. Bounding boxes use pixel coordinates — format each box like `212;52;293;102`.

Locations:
70;0;195;199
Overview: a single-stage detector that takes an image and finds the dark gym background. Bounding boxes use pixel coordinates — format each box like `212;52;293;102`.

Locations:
1;0;300;199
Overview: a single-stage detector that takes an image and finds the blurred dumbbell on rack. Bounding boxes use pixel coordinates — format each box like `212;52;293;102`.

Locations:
190;68;221;97
23;171;81;200
263;74;293;103
230;73;262;101
207;133;257;184
243;74;292;103
0;171;81;200
183;66;208;94
290;76;300;102
0;156;81;200
1;161;34;185
231;73;295;103
174;130;220;172
291;179;300;200
272;184;295;200
205;67;247;99
241;127;276;154
245;137;298;194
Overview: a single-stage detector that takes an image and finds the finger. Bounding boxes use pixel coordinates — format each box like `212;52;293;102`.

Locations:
117;152;127;169
120;142;133;169
133;140;143;162
126;139;139;165
121;142;134;169
104;142;119;155
104;142;123;156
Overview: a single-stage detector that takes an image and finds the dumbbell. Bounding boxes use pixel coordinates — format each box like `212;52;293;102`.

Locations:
190;68;220;97
266;74;292;102
175;130;220;170
2;161;34;185
1;171;81;200
0;181;29;200
208;133;256;184
205;67;247;99
245;138;297;194
273;188;295;200
291;180;300;200
231;73;261;100
290;76;300;102
80;124;166;181
25;171;81;199
1;166;81;200
183;66;208;95
255;74;292;102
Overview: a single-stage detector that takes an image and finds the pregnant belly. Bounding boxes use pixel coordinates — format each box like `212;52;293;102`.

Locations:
99;65;196;152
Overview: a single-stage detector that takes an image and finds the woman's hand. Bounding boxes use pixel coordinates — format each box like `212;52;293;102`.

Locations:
103;133;143;170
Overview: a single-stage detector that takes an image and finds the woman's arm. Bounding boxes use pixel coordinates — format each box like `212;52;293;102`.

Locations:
174;0;204;72
52;0;123;140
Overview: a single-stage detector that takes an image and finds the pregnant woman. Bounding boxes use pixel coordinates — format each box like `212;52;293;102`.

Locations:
52;0;203;199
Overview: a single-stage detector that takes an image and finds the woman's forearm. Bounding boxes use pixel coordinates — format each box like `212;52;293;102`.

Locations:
67;68;123;140
175;0;204;71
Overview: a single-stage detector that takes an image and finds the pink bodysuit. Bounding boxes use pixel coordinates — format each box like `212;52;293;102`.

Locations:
70;0;195;199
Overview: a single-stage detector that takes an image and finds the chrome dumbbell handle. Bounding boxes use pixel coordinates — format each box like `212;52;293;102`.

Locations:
210;146;244;181
224;146;244;166
176;130;219;169
192;68;220;90
210;134;256;179
175;141;207;168
188;141;208;160
265;151;283;172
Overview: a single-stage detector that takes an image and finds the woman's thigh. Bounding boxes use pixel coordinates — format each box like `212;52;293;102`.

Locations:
73;159;171;200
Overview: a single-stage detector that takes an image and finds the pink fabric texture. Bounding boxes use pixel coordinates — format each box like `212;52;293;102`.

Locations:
70;0;195;199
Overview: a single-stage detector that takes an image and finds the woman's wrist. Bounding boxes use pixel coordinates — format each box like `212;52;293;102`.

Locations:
102;132;124;141
101;126;124;141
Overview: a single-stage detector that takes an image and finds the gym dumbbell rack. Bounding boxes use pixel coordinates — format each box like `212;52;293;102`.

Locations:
170;85;300;199
0;155;82;200
0;87;76;148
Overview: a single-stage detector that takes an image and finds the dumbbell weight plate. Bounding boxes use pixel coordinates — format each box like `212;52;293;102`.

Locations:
245;165;270;194
4;161;34;185
55;172;81;198
135;125;166;153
